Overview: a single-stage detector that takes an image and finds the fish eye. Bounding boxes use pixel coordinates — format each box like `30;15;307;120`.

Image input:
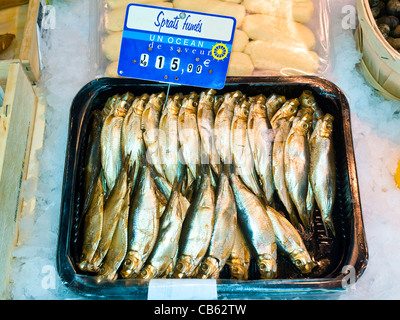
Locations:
176;263;184;271
295;259;302;266
303;124;308;129
201;264;208;271
193;102;198;107
124;259;132;266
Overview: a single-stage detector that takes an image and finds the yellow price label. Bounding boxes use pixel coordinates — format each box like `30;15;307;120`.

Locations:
395;160;400;189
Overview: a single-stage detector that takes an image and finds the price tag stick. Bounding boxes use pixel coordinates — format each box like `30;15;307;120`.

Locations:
164;83;171;109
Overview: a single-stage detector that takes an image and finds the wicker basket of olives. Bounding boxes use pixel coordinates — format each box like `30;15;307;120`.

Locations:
356;0;400;101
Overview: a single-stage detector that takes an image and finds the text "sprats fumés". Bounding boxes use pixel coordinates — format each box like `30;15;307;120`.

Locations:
154;11;203;34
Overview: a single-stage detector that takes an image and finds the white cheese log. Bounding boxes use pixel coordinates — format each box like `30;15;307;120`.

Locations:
242;14;315;50
242;0;314;24
227;52;254;76
102;31;123;61
244;40;319;74
106;0;169;9
232;29;249;52
173;0;246;28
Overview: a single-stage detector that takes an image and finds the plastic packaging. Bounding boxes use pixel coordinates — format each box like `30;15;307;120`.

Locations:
88;0;333;80
57;76;367;299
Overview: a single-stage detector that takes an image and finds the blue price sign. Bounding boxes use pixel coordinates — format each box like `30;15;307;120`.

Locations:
117;4;236;89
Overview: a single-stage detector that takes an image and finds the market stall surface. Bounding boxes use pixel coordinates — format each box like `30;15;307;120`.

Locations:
5;0;400;299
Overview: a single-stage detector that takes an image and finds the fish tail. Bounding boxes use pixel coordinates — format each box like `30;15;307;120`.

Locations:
221;163;234;176
171;168;185;196
199;163;209;178
92;109;104;127
322;215;336;237
126;159;137;192
298;210;312;234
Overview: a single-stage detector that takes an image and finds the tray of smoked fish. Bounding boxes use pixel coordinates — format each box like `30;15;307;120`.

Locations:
57;76;368;299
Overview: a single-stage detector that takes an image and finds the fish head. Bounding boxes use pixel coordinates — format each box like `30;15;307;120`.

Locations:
77;257;90;272
291;249;316;274
300;90;317;111
164;93;183;115
103;94;120;117
255;94;267;103
86;262;99;273
152;92;166;113
266;93;278;103
226;258;248;280
107;95;122;117
231;90;243;101
275;95;287;105
234;99;250;119
302;97;317;111
171;255;193;278
223;91;243;113
223;92;233;100
138;264;158;280
213;95;224;113
258;252;278;279
120;251;142;278
133;93;150;115
319;113;334;138
250;97;268;118
172;92;184;110
200;89;217;105
181;95;188;108
129;97;140;114
267;93;286;107
95;266;117;282
249;94;266;104
197;257;220;279
183;92;199;113
293;113;313;135
282;98;300;117
114;92;135;117
221;92;233;106
78;252;100;273
297;106;314;118
271;98;299;124
102;97;113;114
144;93;156;109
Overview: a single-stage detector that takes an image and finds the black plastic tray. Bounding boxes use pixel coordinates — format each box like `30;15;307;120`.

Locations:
57;76;368;299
